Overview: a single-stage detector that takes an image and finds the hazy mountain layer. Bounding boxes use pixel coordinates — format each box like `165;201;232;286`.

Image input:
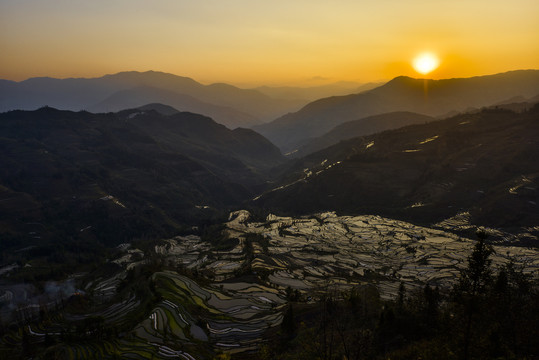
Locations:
87;85;258;129
0;71;307;128
254;70;539;152
253;81;381;102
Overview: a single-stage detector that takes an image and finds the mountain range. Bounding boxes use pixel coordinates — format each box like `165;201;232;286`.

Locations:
254;104;539;236
0;71;309;129
1;69;539;359
0;106;284;249
254;70;539;152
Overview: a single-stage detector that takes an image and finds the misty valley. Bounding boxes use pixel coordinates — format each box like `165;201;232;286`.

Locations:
0;70;538;359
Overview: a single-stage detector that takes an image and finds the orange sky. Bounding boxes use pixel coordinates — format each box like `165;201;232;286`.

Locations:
1;0;538;86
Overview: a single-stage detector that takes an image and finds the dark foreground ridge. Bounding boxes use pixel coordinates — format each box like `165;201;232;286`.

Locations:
0;106;285;251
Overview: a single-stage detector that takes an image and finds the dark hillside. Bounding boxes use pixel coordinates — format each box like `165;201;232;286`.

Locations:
293;111;434;157
254;106;539;234
0;107;284;253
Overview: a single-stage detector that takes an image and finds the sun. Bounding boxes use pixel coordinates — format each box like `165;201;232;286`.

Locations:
412;52;439;75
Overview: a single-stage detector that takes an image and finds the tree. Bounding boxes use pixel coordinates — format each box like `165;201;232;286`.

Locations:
423;284;440;330
281;304;296;337
453;230;493;360
458;231;493;296
397;282;406;311
488;260;538;357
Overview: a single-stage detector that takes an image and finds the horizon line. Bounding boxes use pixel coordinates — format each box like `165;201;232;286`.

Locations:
2;68;537;88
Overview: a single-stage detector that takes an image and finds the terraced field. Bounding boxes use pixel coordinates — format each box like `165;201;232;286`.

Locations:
146;271;285;354
164;210;539;299
3;268;285;358
2;210;538;358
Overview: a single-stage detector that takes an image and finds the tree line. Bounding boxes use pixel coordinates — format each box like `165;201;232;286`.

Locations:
258;231;538;360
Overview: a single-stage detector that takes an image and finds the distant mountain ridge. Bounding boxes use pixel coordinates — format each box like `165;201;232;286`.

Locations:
0;71;307;129
254;70;539;152
135;103;181;115
253;81;381;102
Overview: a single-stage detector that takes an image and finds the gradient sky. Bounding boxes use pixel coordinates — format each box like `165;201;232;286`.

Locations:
1;0;538;86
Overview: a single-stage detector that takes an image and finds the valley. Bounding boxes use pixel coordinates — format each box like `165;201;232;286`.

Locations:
0;70;538;359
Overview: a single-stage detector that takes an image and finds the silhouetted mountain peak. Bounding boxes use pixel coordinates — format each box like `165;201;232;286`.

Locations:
387;75;415;83
135;103;180;115
101;70;203;88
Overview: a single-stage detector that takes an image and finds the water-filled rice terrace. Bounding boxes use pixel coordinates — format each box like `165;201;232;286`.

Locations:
190;210;539;299
4;267;285;359
2;210;537;358
138;271;285;354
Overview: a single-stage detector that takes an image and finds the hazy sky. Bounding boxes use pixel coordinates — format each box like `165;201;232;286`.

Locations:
1;0;538;85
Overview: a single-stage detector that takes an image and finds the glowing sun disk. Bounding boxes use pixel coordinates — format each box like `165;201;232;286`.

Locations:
413;53;439;75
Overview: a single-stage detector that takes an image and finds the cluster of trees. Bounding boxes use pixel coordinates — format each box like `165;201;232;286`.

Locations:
259;233;538;359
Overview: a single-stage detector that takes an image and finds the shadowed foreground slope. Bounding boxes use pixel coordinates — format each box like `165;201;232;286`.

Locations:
0;107;285;249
